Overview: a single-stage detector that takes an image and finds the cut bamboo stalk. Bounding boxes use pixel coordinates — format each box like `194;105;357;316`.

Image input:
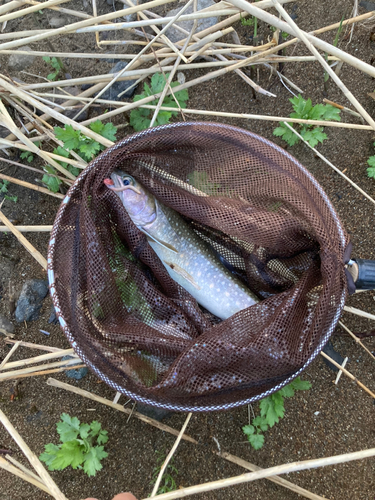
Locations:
339;321;375;361
270;0;375;130
5;339;64;352
6;454;47;484
0;211;48;270
0;358;84;381
0;341;21;370
320;351;375;399
0;409;68;500
0;348;75;371
281;122;375;207
0;173;65;199
151;413;192;496
47;378;198;444
0;225;53;232
0;456;53;496
143;447;375;500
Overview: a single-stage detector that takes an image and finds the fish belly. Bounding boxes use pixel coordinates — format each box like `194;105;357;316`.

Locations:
146;205;258;320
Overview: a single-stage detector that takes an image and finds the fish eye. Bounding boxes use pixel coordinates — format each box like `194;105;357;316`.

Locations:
122;177;132;186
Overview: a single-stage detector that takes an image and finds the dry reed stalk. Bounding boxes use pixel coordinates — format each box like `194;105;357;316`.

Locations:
0;211;48;270
0;456;53;496
338;321;375;361
0;0;68;24
73;0;196;121
346;305;375;321
91;0;100;48
320;351;375;399
0;358;84;381
140;447;375;500
0;1;27;16
0;172;65;199
270;0;375;130
323;98;364;122
0;341;21;370
0;348;75;371
281;122;375;207
0;409;68;500
0;0;177;51
5;454;47;484
0;225;53;232
0;327;14;338
151;413;192;496
21;0;117;22
5;339;64;352
6;364;86;380
47;378;198;443
47;379;327;500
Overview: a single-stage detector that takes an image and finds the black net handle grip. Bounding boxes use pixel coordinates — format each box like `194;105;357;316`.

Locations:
352;259;375;290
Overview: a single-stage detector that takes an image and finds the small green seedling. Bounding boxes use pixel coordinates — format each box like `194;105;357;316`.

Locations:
20;141;40;163
42;56;64;81
0;180;17;202
130;72;189;131
242;377;312;450
273;95;341;148
39;413;108;477
42;120;117;192
150;450;179;495
366;145;375;178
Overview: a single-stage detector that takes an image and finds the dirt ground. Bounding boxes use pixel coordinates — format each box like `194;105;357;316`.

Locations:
1;0;375;499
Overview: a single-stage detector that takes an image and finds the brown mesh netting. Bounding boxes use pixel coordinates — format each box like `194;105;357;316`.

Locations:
48;122;350;411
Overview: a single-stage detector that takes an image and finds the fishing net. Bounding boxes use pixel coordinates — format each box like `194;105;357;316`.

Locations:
48;122;352;412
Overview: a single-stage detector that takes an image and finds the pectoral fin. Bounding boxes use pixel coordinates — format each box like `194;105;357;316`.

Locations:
137;226;178;254
165;261;201;290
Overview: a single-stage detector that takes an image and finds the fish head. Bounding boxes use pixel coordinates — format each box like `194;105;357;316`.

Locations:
105;170;157;227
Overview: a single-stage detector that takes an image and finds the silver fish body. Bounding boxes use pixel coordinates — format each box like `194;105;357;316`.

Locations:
108;171;258;320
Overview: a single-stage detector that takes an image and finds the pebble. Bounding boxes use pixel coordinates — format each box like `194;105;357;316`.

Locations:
8;46;35;72
48;304;59;324
165;0;219;43
48;15;67;28
62;355;88;380
0;314;15;334
99;61;138;101
15;279;49;322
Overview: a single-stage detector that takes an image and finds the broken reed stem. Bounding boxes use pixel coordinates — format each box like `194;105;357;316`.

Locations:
151;413;193;496
0;456;53;496
47;378;198;444
5;454;46;484
0;341;21;370
339;321;375;361
0;358;84;381
0;211;48;270
5;339;64;352
4;364;86;380
0;0;68;24
0;409;69;500
143;447;375;500
281;122;375;207
344;305;375;321
270;0;375;130
0;225;53;232
0;328;15;338
0;348;75;371
320;352;375;399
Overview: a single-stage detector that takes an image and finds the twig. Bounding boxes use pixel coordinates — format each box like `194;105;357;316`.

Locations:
3;364;86;380
339;321;375;361
323;98;364;122
5;339;64;352
0;225;53;232
0;328;15;338
0;211;48;269
0;358;83;381
5;454;46;484
0;172;64;199
0;456;53;496
334;357;348;385
0;409;68;500
0;348;75;371
151;413;192;496
0;0;68;24
0;341;21;370
320;352;375;399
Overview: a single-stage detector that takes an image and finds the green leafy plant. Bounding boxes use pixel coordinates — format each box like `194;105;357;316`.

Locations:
0;180;18;202
366;145;375;178
42;56;64;81
130;72;189;131
20;141;40;163
242;377;311;450
42;120;117;192
273;95;341;148
39;413;108;477
150;451;178;495
240;15;255;27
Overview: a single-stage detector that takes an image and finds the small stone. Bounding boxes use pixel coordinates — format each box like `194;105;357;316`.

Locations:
0;315;15;334
15;279;49;322
8;46;35;72
177;72;186;85
48;15;67;28
165;0;219;43
99;61;138;101
314;411;320;416
62;355;88;380
48;305;59;325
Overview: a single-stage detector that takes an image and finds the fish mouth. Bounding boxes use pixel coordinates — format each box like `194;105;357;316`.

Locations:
110;171;124;190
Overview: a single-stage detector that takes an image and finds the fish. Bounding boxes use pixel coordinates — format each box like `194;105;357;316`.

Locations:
104;170;259;320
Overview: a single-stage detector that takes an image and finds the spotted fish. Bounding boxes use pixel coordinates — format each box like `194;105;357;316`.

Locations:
104;170;258;320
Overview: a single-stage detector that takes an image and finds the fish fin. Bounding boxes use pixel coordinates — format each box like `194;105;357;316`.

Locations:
164;261;201;290
137;226;178;254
